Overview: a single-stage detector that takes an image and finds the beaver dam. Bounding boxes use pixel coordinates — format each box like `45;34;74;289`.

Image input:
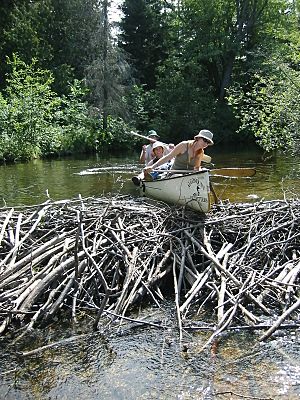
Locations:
0;195;299;350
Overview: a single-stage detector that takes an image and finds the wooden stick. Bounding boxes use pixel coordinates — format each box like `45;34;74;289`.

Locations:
184;231;270;314
210;167;256;177
172;253;183;345
259;295;300;342
0;208;14;247
21;334;89;356
0;204;52;270
0;195;299;343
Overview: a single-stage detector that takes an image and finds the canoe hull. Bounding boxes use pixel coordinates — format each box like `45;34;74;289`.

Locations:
140;170;211;213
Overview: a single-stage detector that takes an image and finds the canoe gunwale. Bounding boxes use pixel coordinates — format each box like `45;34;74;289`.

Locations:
142;169;208;184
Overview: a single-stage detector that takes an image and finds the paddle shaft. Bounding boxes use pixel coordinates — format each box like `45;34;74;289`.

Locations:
129;131;212;163
210;167;256;177
154;167;256;178
130;131;156;143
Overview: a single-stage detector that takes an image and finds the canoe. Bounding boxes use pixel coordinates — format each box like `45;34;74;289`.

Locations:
139;170;211;213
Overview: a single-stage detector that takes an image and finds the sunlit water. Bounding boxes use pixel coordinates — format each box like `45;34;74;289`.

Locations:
1;305;300;399
0;147;300;399
0;146;299;208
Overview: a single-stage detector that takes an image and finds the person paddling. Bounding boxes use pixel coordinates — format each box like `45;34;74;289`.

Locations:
144;129;214;174
139;130;160;165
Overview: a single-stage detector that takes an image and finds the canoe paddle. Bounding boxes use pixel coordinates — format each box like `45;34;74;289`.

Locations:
209;167;256;177
129;130;212;163
154;167;256;178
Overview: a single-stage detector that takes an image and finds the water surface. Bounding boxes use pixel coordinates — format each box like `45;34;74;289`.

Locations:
0;147;299;207
0;146;300;399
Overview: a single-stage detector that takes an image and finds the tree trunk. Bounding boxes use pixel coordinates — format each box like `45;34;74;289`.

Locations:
219;52;236;100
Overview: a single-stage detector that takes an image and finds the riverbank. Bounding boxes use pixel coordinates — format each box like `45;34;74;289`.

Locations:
0;195;299;350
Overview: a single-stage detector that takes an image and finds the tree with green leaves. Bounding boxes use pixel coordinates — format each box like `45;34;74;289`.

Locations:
227;54;300;153
176;0;294;101
119;0;168;90
121;0;300;147
0;54;101;161
1;0;102;94
85;0;133;130
1;0;135;147
0;54;61;161
227;1;300;152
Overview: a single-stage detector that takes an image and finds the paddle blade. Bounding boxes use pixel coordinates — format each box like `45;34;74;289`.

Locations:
210;167;256;178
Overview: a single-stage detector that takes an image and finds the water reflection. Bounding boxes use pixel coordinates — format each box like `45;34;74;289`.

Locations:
1;307;300;399
0;148;299;208
0;154;139;207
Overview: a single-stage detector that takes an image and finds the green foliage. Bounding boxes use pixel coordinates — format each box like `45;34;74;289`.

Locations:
149;54;219;139
1;1;54;84
0;54;111;162
123;85;151;130
96;116;134;152
54;80;97;153
1;0;299;155
118;0;300;145
1;0;102;94
225;1;300;152
119;0;169;89
227;64;300;152
0;54;61;161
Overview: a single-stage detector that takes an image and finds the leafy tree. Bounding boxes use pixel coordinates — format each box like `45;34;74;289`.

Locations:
227;1;300;152
0;55;104;162
228;55;300;153
128;0;300;144
123;84;154;131
1;0;133;141
2;0;101;94
178;0;293;101
54;80;98;154
119;0;168;89
0;54;61;161
85;0;133;130
150;55;217;139
1;0;299;153
0;0;37;88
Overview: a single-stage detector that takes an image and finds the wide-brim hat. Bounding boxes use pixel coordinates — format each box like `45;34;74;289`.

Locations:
152;141;165;150
194;129;214;145
148;130;159;138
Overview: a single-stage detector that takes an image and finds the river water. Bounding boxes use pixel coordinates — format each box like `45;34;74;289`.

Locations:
0;146;300;399
0;145;300;207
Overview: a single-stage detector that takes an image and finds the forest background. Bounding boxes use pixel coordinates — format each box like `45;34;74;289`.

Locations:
0;0;299;162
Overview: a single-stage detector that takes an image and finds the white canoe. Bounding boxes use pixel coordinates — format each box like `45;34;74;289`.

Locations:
139;170;211;213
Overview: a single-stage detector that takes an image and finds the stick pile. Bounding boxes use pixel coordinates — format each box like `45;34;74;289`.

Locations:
0;195;299;345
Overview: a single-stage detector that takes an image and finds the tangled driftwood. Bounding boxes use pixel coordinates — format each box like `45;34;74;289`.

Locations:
0;195;299;348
